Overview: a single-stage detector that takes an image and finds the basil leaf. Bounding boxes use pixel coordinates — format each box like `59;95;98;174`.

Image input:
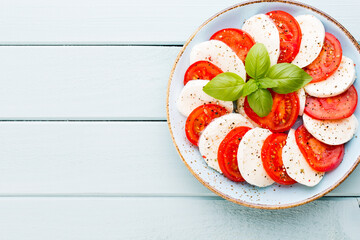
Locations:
247;88;273;117
203;72;245;101
267;63;312;94
257;77;279;89
245;43;271;79
242;79;259;97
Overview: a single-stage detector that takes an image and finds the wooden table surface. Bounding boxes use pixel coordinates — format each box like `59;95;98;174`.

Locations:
0;0;359;239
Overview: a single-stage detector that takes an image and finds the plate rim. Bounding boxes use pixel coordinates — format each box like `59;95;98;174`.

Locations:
166;0;360;209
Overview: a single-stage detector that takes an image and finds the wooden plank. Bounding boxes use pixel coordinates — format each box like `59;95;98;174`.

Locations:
0;46;178;120
0;122;357;196
0;197;358;239
0;45;358;120
0;0;358;44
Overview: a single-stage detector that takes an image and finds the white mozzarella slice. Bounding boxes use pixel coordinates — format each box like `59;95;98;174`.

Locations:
282;129;324;187
304;56;356;98
297;88;306;116
176;80;234;117
292;15;325;68
236;97;260;127
303;113;358;145
190;40;246;80
198;113;253;172
237;128;274;187
242;14;280;66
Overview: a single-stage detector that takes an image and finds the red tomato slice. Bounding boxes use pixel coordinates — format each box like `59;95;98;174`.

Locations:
185;104;228;145
244;91;300;132
304;85;358;120
266;10;302;63
218;126;252;182
210;28;255;62
261;133;296;185
304;33;342;83
184;61;223;85
295;125;344;172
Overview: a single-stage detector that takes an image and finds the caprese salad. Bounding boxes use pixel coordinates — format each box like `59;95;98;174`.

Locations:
176;10;358;188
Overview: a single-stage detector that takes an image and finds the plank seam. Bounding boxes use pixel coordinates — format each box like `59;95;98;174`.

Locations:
0;42;357;47
0;120;167;122
0;44;184;47
0;194;356;198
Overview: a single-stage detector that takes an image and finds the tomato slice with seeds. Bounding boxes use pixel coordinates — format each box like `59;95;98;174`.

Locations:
304;85;358;120
304;32;342;83
218;126;252;182
266;10;302;63
210;28;255;62
184;61;223;85
185;104;228;146
295;125;344;172
244;91;300;132
261;133;296;185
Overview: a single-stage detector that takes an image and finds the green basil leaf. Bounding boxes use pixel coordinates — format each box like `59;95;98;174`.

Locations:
267;63;312;94
247;88;273;117
203;72;245;101
242;79;259;97
257;77;279;89
245;43;271;79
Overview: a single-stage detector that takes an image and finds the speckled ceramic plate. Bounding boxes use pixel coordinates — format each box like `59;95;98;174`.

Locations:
167;0;360;209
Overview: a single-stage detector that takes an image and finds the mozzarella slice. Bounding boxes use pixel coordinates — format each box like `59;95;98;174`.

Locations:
176;80;234;117
237;128;274;187
303;113;358;145
242;14;280;66
190;40;246;80
304;56;356;98
292;15;325;68
236;97;260;127
297;88;306;116
282;129;324;187
198;113;253;172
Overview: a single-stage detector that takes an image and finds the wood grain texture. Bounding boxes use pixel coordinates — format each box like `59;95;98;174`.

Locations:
0;45;358;120
0;46;178;120
0;0;357;237
0;0;358;44
0;197;358;239
0;122;357;196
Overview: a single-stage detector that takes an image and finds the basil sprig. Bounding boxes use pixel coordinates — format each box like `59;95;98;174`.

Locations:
247;88;273;117
202;72;245;101
245;43;270;79
203;43;312;117
267;63;312;94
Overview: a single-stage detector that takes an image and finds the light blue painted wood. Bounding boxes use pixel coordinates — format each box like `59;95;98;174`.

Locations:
0;0;357;44
0;46;177;120
0;197;357;239
0;43;358;120
0;122;357;196
0;1;357;237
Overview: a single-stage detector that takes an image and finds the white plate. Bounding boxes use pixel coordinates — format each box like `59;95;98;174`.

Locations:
167;0;360;209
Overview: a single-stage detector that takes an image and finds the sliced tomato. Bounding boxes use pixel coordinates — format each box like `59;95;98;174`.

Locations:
266;10;302;63
261;133;296;185
244;91;300;132
210;28;255;62
295;125;344;172
185;104;228;145
218;126;252;182
304;85;358;120
304;33;342;83
184;61;223;85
